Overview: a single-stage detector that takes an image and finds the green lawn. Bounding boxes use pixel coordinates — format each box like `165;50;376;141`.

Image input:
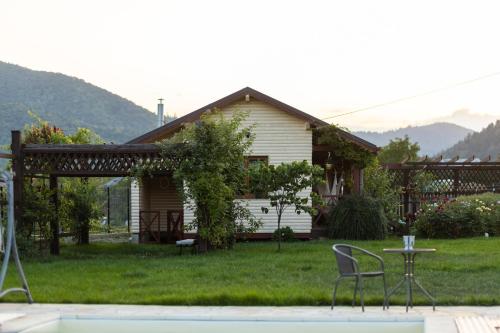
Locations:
2;238;499;306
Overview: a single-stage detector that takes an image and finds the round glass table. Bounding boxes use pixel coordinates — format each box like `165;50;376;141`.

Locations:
383;248;436;312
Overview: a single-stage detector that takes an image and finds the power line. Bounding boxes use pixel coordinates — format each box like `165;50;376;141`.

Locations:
322;71;500;121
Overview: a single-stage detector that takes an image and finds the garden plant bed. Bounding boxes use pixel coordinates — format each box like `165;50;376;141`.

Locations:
1;238;499;306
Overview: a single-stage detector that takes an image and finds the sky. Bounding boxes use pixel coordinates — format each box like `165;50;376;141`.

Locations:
1;0;500;132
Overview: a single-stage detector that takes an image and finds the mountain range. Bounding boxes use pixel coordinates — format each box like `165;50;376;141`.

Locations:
441;120;500;160
354;123;475;156
1;61;498;162
0;61;162;148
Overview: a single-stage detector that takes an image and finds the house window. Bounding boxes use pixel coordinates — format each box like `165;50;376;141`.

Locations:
241;156;268;199
246;156;268;169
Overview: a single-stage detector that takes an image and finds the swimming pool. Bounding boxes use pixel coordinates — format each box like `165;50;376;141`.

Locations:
21;318;424;333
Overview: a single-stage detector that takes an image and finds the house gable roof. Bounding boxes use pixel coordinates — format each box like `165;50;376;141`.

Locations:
127;87;378;152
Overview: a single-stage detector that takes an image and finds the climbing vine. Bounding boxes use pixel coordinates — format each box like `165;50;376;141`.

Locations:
313;124;375;168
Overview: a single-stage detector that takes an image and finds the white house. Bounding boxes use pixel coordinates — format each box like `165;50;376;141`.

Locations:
127;87;377;243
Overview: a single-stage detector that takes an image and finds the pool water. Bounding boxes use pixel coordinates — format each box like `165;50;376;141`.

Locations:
22;318;424;333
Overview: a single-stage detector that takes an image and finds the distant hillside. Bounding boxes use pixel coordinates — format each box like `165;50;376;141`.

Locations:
441;120;500;159
0;61;165;148
354;122;474;156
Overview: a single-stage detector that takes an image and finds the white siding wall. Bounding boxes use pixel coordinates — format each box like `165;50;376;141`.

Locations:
183;99;313;234
130;180;140;239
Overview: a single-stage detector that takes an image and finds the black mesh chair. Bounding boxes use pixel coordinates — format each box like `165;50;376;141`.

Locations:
332;244;388;312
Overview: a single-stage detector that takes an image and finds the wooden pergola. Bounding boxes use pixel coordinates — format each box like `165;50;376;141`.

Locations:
386;156;500;218
5;130;178;254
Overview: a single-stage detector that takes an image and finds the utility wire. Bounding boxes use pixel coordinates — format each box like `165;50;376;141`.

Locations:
322;71;500;121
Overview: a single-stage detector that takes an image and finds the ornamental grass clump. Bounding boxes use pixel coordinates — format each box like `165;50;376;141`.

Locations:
327;194;387;240
413;193;500;238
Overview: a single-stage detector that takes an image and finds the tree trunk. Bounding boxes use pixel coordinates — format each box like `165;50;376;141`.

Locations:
197;206;211;253
79;222;90;245
277;213;282;252
198;237;209;253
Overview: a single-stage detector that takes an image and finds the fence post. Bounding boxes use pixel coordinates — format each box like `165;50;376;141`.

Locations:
403;169;410;218
107;187;111;233
49;175;59;255
11;131;23;228
127;181;131;233
453;169;459;197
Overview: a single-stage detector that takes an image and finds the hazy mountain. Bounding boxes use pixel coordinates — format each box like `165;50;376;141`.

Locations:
0;61;166;149
441;120;500;159
354;122;474;156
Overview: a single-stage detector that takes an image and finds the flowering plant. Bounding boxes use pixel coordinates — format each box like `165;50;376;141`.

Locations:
413;193;499;238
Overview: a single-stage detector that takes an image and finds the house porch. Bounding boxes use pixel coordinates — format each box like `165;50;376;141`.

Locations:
134;175;186;244
311;145;365;238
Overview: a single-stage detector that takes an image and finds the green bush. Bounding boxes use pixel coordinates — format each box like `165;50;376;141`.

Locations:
413;193;500;238
19;181;56;256
273;226;295;242
363;158;401;223
61;179;101;244
327;194;387;240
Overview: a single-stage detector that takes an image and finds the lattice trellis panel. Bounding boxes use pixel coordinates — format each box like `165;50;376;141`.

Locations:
388;165;500;196
388;162;500;219
22;144;180;176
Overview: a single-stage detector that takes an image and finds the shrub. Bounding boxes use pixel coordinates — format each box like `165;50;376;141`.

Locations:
273;226;295;242
61;179;101;244
19;181;56;256
363;159;401;223
413;193;500;238
327;194;387;240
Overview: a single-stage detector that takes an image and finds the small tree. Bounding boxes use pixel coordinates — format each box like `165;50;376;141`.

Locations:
152;111;261;252
378;135;420;164
21;115;103;252
249;161;324;251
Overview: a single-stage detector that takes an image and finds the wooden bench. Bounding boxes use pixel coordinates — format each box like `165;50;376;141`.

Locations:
175;239;197;255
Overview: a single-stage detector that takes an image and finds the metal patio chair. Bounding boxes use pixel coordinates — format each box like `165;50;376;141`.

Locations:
332;244;388;312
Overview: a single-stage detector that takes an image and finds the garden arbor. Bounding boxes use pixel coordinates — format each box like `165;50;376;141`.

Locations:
7;130;180;254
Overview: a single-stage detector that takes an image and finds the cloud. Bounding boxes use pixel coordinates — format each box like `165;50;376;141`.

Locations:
428;108;498;131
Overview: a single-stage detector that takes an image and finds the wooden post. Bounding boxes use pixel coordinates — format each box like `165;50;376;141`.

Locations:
11;131;23;228
107;187;111;233
0;186;5;224
402;169;410;219
453;169;460;198
127;181;131;233
49;175;59;255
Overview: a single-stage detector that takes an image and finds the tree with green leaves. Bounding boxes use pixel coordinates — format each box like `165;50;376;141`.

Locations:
378;135;420;164
61;179;100;244
152;111;261;252
20;115;103;254
23;112;103;145
19;182;56;255
249;161;324;251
